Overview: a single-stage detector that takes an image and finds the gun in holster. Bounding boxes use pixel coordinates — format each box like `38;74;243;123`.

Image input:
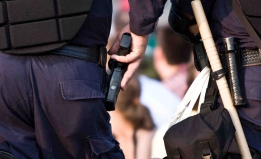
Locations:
223;37;246;106
103;33;132;111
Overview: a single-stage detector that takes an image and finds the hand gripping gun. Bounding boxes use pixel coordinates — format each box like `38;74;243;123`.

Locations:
104;33;132;111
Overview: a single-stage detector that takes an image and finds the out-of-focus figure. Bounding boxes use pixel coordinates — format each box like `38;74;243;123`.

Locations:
150;3;193;156
109;75;155;159
153;25;193;98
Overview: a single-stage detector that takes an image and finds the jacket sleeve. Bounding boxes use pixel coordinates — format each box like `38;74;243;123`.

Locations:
128;0;167;36
172;0;215;16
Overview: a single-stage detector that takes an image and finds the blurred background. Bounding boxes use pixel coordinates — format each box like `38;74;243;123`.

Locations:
107;0;198;159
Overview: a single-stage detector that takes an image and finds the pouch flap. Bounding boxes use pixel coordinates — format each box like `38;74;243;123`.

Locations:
60;80;104;100
88;136;115;156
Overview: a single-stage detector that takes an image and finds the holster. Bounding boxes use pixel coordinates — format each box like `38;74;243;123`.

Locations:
193;41;210;71
222;37;246;106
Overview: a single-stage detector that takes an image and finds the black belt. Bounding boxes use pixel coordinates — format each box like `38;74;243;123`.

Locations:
241;49;261;67
240;117;261;131
52;45;107;67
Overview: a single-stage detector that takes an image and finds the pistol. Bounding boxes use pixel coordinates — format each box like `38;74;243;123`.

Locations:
104;33;132;111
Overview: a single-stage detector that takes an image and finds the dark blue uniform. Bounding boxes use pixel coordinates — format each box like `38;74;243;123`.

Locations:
0;0;166;158
174;0;261;153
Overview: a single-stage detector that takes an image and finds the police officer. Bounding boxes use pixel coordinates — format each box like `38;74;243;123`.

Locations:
170;0;261;156
0;0;168;159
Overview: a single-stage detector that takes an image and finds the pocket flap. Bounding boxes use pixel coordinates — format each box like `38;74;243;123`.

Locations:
88;136;115;156
60;80;104;100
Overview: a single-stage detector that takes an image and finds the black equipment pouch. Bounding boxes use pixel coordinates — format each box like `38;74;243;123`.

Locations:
163;106;241;159
0;0;92;54
103;33;132;111
168;4;199;44
223;37;246;106
193;41;210;71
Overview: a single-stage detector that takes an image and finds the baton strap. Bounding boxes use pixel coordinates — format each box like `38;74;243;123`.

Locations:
232;0;261;50
52;45;107;67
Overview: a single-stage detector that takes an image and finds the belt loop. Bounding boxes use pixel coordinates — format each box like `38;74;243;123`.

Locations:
98;46;107;67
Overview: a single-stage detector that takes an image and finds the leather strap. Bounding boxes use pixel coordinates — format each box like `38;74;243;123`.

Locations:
53;45;107;67
232;0;261;49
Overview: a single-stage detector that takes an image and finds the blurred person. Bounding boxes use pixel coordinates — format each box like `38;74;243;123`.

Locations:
153;25;193;98
109;75;155;159
150;19;193;158
136;1;181;130
108;0;130;49
139;0;182;130
108;0;181;130
150;58;200;159
139;74;181;129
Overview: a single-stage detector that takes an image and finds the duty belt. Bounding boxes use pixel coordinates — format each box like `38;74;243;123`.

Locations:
241;49;261;67
52;45;107;67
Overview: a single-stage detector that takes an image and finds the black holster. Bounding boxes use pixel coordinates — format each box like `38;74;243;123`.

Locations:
223;37;246;106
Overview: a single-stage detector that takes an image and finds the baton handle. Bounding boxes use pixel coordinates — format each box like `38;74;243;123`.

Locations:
191;0;251;158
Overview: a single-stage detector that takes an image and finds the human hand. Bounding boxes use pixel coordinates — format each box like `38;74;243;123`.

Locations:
108;24;149;90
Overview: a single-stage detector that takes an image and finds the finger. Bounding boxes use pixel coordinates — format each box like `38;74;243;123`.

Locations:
121;58;142;90
111;51;143;63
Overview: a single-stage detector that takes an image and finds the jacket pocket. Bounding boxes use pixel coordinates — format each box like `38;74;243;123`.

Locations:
60;80;105;100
